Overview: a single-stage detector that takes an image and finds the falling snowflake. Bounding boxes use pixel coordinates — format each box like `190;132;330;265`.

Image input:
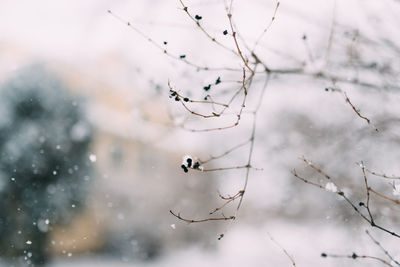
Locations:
89;154;97;162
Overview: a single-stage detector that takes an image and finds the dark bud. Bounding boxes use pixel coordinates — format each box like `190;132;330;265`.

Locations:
163;41;168;45
181;164;188;173
358;202;364;206
180;55;186;59
302;34;307;40
175;96;180;101
321;253;327;258
351;253;358;259
170;91;177;97
195;15;202;20
203;84;211;91
193;162;200;169
218;233;224;240
223;30;228;35
186;158;192;168
338;191;344;196
215;76;221;85
183;97;189;102
325;88;329;92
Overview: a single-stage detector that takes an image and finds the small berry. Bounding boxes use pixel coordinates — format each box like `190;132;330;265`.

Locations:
325;88;329;92
223;30;228;35
321;253;327;258
193;162;200;169
195;15;202;20
180;55;186;59
302;34;307;40
203;84;211;91
183;97;189;102
215;76;221;85
175;96;180;101
186;158;192;168
351;253;358;259
358;202;364;206
163;41;168;45
181;164;188;173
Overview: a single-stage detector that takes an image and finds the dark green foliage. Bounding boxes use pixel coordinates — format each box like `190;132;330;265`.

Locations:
0;65;93;266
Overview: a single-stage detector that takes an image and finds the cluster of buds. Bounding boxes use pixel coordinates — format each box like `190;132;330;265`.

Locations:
169;89;189;102
181;155;203;173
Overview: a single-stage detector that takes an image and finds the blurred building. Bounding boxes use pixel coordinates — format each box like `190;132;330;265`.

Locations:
0;43;220;263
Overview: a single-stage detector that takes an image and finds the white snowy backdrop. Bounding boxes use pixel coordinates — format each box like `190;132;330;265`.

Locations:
1;0;400;266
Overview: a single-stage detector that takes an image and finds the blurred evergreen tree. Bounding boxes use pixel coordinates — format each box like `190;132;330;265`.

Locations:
0;65;93;266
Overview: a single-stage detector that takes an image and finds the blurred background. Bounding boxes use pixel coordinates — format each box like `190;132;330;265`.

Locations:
0;0;400;266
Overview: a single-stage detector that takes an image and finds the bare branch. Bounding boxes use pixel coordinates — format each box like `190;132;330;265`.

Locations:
322;252;393;266
178;0;239;56
108;10;242;72
366;230;400;266
200;139;251;164
225;1;255;74
202;165;262;172
359;161;374;223
267;232;296;267
252;1;280;53
343;92;379;132
293;159;400;239
369;188;400;205
170;210;235;223
209;190;243;215
366;169;400;180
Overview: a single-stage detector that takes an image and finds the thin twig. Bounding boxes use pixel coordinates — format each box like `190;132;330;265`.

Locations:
322;252;393;266
225;1;254;74
366;169;400;180
267;232;296;267
343;92;379;132
236;73;270;210
202;165;262;172
366;230;400;266
369;188;400;205
252;1;280;53
301;157;332;180
209;190;244;214
200;139;251;164
293;159;400;239
178;0;238;56
170;210;235;223
108;10;242;72
181;68;251;132
360;161;374;223
324;0;336;65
